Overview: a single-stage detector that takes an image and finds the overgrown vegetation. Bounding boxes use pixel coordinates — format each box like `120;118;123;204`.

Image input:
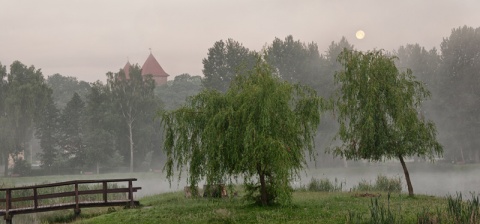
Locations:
446;192;480;223
351;175;402;193
12;158;32;176
300;177;345;192
347;192;480;224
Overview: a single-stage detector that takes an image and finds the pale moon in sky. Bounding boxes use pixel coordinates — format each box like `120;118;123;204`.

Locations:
356;30;365;39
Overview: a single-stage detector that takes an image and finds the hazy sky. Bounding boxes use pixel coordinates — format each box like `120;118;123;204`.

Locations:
1;0;479;83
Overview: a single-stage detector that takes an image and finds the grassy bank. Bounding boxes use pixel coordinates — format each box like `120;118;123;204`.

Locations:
2;166;480;223
71;191;447;224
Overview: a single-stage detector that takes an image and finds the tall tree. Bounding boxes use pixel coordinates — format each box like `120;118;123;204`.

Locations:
202;39;257;92
395;44;441;86
439;26;480;163
58;92;86;168
35;96;59;171
332;49;443;196
161;58;323;205
107;64;159;172
0;62;11;171
265;35;322;85
83;81;119;173
315;37;355;100
1;61;51;175
324;37;354;82
47;74;90;109
155;73;202;110
0;62;6;114
394;44;447;158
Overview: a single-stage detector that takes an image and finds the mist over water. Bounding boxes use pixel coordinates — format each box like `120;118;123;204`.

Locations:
131;162;480;199
6;163;480;224
134;174;186;198
300;162;480;197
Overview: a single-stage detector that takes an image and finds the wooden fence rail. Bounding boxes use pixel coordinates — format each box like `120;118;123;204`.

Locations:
0;178;141;224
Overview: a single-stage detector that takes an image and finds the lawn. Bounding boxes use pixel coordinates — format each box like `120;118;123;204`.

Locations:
72;191;447;224
2;165;479;223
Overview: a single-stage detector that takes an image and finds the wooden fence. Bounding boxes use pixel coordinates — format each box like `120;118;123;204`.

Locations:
0;178;141;224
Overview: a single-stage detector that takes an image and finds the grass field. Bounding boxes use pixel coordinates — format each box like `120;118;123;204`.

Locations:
2;164;480;223
71;191;448;224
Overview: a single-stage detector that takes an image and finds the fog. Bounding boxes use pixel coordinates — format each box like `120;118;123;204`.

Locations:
1;1;480;82
2;0;480;204
301;163;480;197
133;162;480;198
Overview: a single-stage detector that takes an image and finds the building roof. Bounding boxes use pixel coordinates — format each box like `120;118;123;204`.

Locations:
141;53;169;77
123;61;131;79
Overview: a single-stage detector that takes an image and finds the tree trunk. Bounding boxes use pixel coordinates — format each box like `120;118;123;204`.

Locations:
459;147;465;163
96;162;100;174
257;164;268;206
3;152;8;176
399;155;414;196
128;121;134;173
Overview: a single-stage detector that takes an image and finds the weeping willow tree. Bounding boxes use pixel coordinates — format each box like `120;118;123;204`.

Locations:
160;58;323;205
332;49;443;196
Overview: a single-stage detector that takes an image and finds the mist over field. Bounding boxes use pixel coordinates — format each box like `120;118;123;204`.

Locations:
114;163;480;198
1;1;479;212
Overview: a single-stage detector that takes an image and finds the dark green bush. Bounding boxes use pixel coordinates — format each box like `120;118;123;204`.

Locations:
307;178;344;192
374;175;402;192
12;159;32;176
351;175;401;193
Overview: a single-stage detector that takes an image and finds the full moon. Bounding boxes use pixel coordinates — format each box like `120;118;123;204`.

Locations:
356;30;365;40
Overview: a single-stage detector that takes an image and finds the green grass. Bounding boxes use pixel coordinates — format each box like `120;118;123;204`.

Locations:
2;167;479;223
71;191;446;224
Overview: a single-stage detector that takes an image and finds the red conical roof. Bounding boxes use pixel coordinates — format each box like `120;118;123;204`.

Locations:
141;53;169;77
123;61;131;79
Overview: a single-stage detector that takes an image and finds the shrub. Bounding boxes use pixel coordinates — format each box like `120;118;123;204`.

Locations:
12;159;32;176
307;178;344;192
374;175;402;192
352;179;375;192
351;175;402;193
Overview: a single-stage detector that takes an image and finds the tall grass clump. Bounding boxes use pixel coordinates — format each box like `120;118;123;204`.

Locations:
352;179;375;192
369;194;399;224
307;177;344;192
446;192;480;223
351;175;401;193
416;207;443;224
348;192;480;224
347;193;403;224
374;175;402;192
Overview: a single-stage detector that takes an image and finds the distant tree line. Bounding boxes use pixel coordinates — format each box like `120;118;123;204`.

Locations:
0;25;478;176
201;26;480;164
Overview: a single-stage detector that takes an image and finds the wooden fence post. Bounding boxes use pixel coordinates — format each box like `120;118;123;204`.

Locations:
128;180;134;207
103;181;108;203
33;187;38;209
5;189;12;224
74;183;81;216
